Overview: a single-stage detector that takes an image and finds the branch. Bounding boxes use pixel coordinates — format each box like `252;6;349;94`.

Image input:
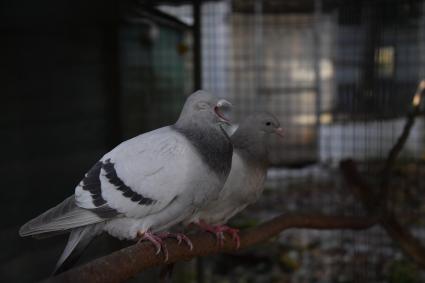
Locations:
340;159;381;214
380;80;425;198
381;216;425;268
340;80;425;269
340;159;425;269
42;214;377;283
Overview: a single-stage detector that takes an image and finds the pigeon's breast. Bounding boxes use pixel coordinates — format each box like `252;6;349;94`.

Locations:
223;151;267;204
172;125;233;180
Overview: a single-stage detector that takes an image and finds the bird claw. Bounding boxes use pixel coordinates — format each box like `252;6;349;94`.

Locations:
196;221;240;249
176;233;194;250
136;230;194;262
157;232;194;251
137;230;169;260
216;231;225;248
223;227;241;249
214;225;240;248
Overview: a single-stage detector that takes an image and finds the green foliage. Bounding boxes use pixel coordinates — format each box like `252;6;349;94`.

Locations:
388;260;419;283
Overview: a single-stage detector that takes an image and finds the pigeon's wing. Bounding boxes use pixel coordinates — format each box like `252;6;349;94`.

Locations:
20;126;198;238
19;195;104;237
76;126;198;219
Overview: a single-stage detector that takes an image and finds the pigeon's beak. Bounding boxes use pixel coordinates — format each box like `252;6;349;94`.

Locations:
275;127;285;138
214;99;232;125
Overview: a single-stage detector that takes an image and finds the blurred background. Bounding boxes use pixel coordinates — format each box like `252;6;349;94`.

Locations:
2;0;425;282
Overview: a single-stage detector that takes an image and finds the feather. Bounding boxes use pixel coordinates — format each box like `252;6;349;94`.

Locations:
53;223;103;275
19;196;103;237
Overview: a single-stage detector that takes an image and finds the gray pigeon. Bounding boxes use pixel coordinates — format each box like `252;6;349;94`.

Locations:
187;112;283;247
19;90;233;273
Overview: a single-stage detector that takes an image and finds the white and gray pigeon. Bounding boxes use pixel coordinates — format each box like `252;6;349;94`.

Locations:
186;112;283;247
19;90;233;274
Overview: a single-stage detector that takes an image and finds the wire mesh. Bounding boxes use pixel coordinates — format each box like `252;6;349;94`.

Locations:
148;0;425;282
3;0;425;282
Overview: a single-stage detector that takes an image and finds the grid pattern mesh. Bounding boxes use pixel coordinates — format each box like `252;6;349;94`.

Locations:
4;0;425;282
149;0;425;282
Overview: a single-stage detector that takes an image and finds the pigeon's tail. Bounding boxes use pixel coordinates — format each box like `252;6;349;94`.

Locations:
53;223;103;275
19;195;103;238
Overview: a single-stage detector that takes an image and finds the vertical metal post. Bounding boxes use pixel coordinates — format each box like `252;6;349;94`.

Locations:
313;0;322;160
193;0;202;90
105;0;122;147
193;1;204;281
361;2;379;96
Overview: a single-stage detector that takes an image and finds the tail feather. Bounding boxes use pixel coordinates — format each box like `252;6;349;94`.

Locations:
19;195;103;237
53;223;104;275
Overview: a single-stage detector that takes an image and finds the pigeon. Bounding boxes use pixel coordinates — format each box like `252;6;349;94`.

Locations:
19;90;234;274
186;112;283;247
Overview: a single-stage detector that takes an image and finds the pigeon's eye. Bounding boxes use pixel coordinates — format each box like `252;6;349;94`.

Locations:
266;122;271;126
197;102;209;110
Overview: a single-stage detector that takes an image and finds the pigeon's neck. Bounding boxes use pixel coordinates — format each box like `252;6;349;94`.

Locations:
231;129;269;167
173;122;233;178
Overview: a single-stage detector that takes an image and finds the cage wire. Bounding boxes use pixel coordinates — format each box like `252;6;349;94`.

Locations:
123;0;425;282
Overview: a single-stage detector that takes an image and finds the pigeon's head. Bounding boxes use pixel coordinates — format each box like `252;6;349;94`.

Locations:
231;111;283;162
247;112;284;138
177;90;232;128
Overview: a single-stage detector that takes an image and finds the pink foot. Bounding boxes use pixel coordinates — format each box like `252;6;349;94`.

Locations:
157;231;194;250
196;221;240;248
137;230;169;261
219;226;240;249
196;220;225;247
